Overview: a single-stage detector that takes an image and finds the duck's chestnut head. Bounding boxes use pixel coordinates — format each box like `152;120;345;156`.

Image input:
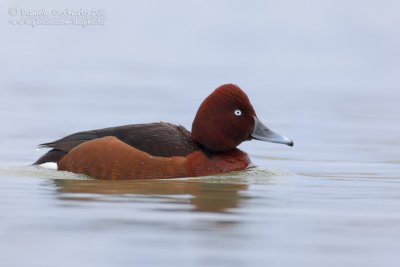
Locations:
192;84;293;152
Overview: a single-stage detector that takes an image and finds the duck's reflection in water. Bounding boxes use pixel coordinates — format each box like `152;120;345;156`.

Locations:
52;178;248;213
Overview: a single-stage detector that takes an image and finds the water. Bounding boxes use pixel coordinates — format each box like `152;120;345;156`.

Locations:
1;1;400;266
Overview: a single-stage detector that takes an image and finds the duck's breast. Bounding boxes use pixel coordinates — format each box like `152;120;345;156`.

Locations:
186;149;251;177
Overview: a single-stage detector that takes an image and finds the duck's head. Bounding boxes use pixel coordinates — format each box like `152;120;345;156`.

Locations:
192;84;293;151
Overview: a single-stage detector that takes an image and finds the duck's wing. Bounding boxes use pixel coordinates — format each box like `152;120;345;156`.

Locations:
34;122;198;164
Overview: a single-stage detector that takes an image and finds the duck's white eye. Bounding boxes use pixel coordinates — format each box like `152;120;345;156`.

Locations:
234;109;242;116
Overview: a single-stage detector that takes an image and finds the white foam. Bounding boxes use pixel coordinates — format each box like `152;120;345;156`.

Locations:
39;162;58;170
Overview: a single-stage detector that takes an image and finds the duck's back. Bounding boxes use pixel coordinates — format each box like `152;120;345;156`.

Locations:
35;122;199;164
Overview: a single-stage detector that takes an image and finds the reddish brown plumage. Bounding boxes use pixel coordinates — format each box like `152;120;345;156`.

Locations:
58;136;250;180
192;84;256;151
186;149;250;177
58;137;188;180
35;83;291;180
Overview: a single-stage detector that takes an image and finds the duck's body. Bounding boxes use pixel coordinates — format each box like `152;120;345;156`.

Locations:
35;123;250;180
35;84;293;180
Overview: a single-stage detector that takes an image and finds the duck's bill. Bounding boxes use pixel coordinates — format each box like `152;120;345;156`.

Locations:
251;116;294;147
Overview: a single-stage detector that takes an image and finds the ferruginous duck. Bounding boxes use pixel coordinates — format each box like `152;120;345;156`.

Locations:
34;84;293;180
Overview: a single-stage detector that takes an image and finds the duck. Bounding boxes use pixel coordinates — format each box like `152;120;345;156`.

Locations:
34;84;293;180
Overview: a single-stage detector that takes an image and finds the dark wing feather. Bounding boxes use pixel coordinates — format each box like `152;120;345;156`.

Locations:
35;122;198;164
34;149;67;165
39;131;98;152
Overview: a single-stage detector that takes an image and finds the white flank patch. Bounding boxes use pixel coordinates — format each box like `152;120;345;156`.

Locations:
39;162;58;170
